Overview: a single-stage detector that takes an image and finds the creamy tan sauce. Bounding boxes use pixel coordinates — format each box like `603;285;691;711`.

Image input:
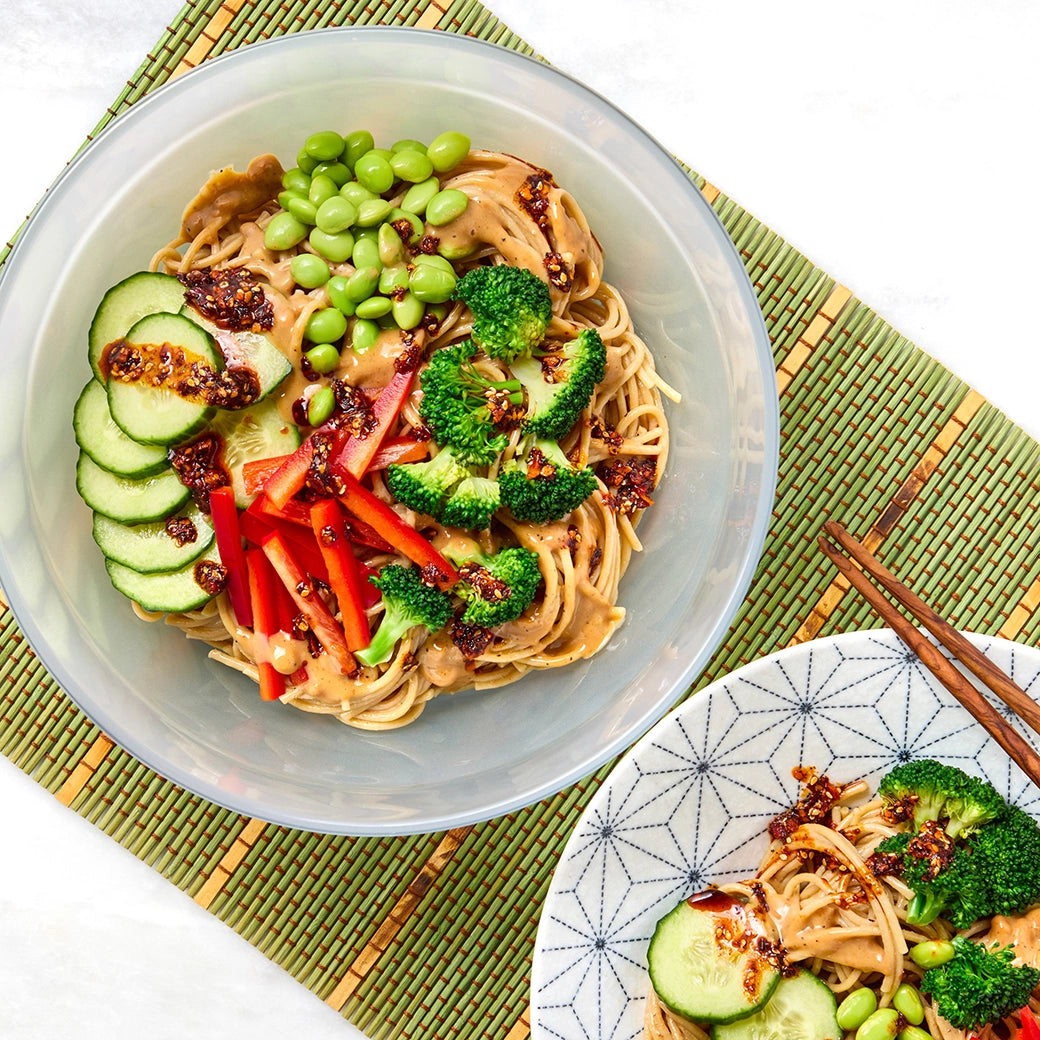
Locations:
181;154;284;240
986;906;1040;967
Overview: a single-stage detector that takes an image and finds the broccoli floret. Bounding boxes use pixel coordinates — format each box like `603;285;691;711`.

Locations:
419;342;524;466
449;545;542;628
878;760;1006;838
441;475;501;530
509;328;607;441
385;445;470;518
970;803;1040;918
453;264;552;361
498;437;597;524
355;564;453;668
921;936;1040;1031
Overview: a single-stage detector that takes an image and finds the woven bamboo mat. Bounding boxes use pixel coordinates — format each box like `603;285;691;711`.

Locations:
3;1;1040;1038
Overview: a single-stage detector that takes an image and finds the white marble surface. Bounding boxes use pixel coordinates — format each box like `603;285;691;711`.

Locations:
0;1;1037;1036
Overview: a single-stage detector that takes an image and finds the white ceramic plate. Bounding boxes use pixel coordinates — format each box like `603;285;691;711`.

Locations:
530;628;1040;1039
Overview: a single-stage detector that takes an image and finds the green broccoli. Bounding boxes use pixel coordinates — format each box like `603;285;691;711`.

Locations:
385;444;471;518
419;342;524;466
441;475;501;530
453;264;552;361
509;328;607;441
498;437;598;524
969;802;1040;918
355;564;453;668
921;936;1040;1031
449;545;542;628
878;760;1006;838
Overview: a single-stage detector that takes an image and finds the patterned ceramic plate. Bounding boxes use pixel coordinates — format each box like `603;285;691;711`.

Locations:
529;629;1040;1040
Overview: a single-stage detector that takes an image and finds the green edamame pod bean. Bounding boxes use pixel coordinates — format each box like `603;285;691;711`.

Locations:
304;130;345;161
342;130;375;169
892;984;924;1026
308;228;355;264
344;266;381;304
425;188;469;226
391;138;426;154
376;311;398;329
282;167;311;193
353;150;395;195
277;189;306;211
399;176;441;216
412;252;456;274
379;264;410;296
286;196;318;225
355;198;393;228
305;343;340;375
378;223;404;265
307;385;336;426
909;940;955;968
437;239;477;261
855;1008;899;1040
304;307;348;344
310;160;351;187
308;173;338;207
426;130;470;172
351;318;381;353
390;148;434;184
289;253;331;289
388;208;423;243
836;989;878;1031
264;211;309;251
897;1027;932;1040
315;196;358;234
392;291;424;330
408;262;456;304
326;275;356;316
296;150;319;174
340;181;377;206
355;296;392;319
351;237;382;272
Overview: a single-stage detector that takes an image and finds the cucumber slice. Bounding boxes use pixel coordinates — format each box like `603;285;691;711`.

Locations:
105;548;223;613
107;311;220;445
211;397;301;508
76;452;190;524
73;380;170;478
183;306;292;401
92;506;214;573
711;971;840;1040
88;271;185;382
647;893;780;1025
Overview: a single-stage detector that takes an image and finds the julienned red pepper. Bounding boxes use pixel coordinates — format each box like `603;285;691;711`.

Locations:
309;498;371;652
241;502;330;584
244;548;285;701
1018;1007;1040;1040
208;485;253;629
263;426;346;509
332;465;459;589
261;530;355;675
337;367;415;478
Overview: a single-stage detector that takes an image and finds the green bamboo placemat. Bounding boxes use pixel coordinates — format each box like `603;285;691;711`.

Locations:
3;1;1040;1038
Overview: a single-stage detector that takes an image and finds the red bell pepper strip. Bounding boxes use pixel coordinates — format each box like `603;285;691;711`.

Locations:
240;503;331;584
337;367;415;478
263;426;347;509
261;531;355;675
309;498;371;652
357;563;381;609
208;485;253;629
1019;1008;1040;1040
242;456;285;496
270;570;310;687
244;548;285;701
333;465;459;589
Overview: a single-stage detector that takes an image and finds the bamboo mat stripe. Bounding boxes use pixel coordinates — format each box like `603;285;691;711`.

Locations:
3;1;1040;1038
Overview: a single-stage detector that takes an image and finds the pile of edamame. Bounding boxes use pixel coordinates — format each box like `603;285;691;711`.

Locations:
266;128;473;380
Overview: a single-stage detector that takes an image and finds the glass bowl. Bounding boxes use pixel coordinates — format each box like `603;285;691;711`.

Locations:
0;28;778;834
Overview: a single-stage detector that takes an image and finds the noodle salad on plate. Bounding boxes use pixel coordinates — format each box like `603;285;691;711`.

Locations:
72;127;677;730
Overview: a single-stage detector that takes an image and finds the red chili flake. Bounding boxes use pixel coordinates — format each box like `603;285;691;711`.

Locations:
450;618;494;660
178;268;274;332
526;446;557;480
904;820;956;881
589;545;603;572
516;170;556;233
768;768;849;841
390;219;418;249
410;424;433;443
419;564;451;588
486;387;526;430
543;251;572;291
590;416;624;455
331;380;377;437
168;432;230;511
599;457;656;515
566;524;582;555
319;524;338;547
866;849;905;878
194;559;228;596
418;234;440;255
458;563;510;603
394;336;424;374
165;515;199;547
304;430;346;497
538;349;565;383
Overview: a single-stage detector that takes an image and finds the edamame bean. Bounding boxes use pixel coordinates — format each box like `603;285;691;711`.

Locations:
425;188;469;226
412;252;456;274
286;195;319;225
408;262;456;304
264;211;309;251
355;296;392;319
392;291;424;330
355;198;393;228
304;130;345;161
836;989;878;1031
305;343;340;375
855;1007;899;1040
351;238;382;272
897;1027;932;1040
376;311;398;329
290;253;331;289
326;275;356;316
307;385;336;426
351;317;381;353
340;181;377;206
378;222;404;265
909;940;955;968
379;264;410;296
892;984;924;1026
308;173;338;207
311;160;351;187
296;150;320;174
426;130;470;172
344;266;380;303
342;130;375;169
399;176;440;215
277;189;306;211
282;167;311;193
304;307;348;344
315;196;358;234
391;138;426;154
308;228;355;264
390;148;434;184
353;150;395;194
388;208;423;243
437;239;477;261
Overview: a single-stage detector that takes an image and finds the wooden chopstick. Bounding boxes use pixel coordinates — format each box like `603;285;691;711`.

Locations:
818;520;1040;791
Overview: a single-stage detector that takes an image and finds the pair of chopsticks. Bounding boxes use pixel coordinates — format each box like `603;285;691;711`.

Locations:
818;520;1040;791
